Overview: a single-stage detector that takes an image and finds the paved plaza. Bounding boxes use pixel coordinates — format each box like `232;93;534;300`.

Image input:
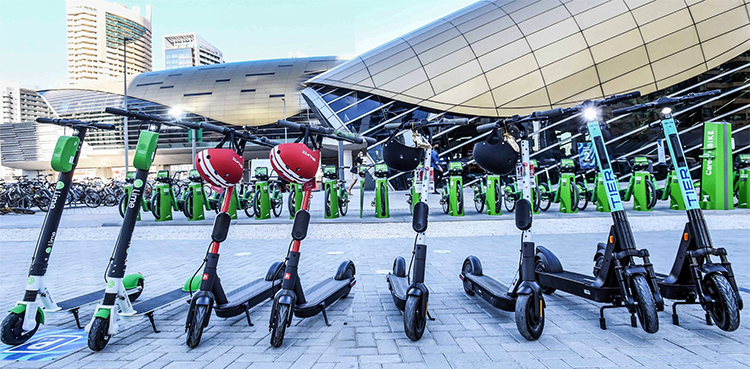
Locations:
0;191;748;368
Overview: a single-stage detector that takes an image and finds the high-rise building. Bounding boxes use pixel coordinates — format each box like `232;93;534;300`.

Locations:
163;33;223;70
1;81;52;125
66;0;152;83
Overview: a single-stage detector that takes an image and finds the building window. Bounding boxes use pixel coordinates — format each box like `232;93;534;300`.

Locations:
184;92;212;97
245;72;274;77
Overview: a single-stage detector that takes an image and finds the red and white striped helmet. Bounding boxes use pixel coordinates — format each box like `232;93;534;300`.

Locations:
195;148;244;188
270;143;320;184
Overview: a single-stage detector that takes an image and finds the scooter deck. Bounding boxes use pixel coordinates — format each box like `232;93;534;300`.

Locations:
295;277;353;318
655;273;697;300
131;288;187;316
462;273;515;312
537;270;620;303
386;274;407;311
215;278;281;318
56;289;106;311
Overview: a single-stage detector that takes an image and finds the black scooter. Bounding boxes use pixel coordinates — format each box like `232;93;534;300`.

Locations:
534;92;664;333
382;117;469;341
182;119;285;348
612;90;743;331
0;118;141;346
460;113;547;341
267;120;375;347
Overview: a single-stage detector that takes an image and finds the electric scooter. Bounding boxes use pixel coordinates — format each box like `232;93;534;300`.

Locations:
84;108;197;351
612;90;743;331
182;120;285;348
267;120;376;347
534;91;664;333
460;113;547;340
0;118;142;346
382;117;469;341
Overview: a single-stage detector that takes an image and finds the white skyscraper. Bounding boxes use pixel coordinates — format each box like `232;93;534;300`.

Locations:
163;33;223;70
1;81;52;125
66;0;152;83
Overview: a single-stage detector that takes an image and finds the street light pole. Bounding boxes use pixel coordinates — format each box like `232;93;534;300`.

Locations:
123;36;133;175
282;97;287;142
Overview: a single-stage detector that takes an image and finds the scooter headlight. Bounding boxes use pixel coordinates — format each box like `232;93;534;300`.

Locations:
583;108;598;121
661;107;672;115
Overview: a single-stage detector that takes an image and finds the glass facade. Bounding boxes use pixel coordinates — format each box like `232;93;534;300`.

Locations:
165;48;194;70
305;52;750;190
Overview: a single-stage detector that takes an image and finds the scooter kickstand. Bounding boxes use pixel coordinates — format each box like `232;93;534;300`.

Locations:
426;310;435;321
146;312;161;333
671;302;681;326
319;304;332;327
630;313;638;328
705;312;713;326
244;305;254;327
70;308;83;329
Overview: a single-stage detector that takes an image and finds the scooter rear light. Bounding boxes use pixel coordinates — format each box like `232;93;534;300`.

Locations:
459;274;465;281
350;280;357;287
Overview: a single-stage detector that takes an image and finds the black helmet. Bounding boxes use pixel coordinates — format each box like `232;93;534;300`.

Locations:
473;130;518;175
383;137;424;172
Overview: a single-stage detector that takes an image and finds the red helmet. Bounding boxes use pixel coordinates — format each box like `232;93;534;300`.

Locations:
270;143;320;184
195;148;244;187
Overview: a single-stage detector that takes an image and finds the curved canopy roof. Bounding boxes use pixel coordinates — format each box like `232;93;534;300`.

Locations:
45;56;344;126
307;0;750;117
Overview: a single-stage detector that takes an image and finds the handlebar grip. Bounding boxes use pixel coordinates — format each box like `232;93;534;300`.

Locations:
364;136;377;145
384;123;402;130
443;118;469;126
476;123;497;133
36;118;55;124
276;119;302;131
611;106;638;115
197;122;228;134
92;123;116;130
605;91;641;105
105;107;170;122
536;108;565;118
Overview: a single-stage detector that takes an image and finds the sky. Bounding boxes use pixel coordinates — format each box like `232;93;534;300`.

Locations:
0;0;478;89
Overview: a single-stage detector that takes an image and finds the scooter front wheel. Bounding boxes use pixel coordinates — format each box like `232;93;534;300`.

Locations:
631;274;659;334
515;293;544;341
87;317;111;351
705;273;740;332
403;295;426;341
186;304;209;348
270;304;290;347
0;310;41;345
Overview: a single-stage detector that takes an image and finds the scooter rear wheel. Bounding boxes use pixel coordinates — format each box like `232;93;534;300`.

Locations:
1;311;41;345
631;274;659;334
403;295;426;341
270;304;290;347
87;317;110;351
705;273;740;332
515;294;544;341
186;304;209;348
474;191;484;213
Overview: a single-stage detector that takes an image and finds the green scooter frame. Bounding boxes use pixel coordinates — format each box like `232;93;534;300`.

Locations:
441;161;464;216
621;157;657;211
555;159;579;213
119;172;149;220
734;155;750;208
182;169;211;221
151;170;179;221
372;164;390;218
288;183;303;219
254;167;272;220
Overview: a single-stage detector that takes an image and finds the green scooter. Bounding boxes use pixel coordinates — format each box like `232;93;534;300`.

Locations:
150;170;180;221
621;157;657;211
181;169;211;221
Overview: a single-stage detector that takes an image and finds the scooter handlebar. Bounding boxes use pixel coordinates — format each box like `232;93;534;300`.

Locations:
603;91;640;106
476;123;497;133
384;123;403;130
104;107;171;122
36;117;116;130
